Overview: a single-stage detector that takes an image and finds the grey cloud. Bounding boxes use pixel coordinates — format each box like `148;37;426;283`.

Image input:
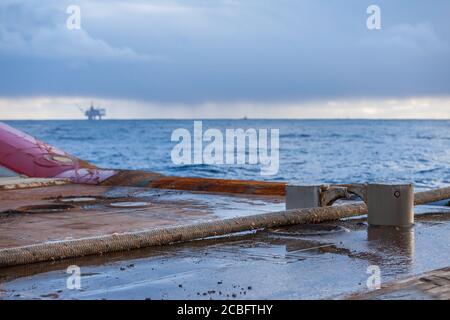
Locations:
0;1;156;61
0;0;449;104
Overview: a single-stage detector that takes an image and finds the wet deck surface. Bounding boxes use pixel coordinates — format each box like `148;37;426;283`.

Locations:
0;185;284;248
0;198;449;299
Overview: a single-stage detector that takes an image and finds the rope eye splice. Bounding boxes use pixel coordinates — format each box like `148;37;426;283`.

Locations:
286;183;414;227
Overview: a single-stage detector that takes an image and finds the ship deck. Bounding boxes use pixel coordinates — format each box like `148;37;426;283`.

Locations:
1;183;450;299
0;184;283;249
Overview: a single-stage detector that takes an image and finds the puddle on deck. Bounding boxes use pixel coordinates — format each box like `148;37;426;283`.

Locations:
1;205;449;300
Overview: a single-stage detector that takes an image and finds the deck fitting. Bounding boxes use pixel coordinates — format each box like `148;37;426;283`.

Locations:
285;185;321;209
286;182;414;227
367;183;414;227
15;204;76;214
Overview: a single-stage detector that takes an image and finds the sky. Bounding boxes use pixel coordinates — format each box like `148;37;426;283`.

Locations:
0;0;450;119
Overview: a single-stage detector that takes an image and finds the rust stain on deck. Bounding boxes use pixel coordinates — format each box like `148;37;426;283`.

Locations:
101;170;286;196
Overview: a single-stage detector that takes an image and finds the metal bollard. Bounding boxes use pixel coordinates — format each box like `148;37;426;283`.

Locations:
285;185;321;210
367;183;414;227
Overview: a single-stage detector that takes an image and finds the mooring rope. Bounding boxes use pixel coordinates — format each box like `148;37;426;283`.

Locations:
0;187;449;268
414;186;450;206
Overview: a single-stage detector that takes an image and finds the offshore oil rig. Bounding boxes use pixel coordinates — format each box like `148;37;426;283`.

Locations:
80;102;106;120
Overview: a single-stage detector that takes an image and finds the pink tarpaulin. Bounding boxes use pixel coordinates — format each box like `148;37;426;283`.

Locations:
0;122;115;184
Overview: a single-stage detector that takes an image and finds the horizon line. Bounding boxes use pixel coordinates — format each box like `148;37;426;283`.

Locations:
2;118;450;121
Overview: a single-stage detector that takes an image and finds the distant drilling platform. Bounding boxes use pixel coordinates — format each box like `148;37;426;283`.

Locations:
79;103;106;120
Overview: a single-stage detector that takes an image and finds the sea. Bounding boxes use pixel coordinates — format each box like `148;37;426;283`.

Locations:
5;119;450;189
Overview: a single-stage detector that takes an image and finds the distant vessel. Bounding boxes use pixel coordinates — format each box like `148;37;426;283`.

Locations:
79;102;106;120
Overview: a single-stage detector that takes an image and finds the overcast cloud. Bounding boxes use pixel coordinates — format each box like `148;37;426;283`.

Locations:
0;0;449;117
